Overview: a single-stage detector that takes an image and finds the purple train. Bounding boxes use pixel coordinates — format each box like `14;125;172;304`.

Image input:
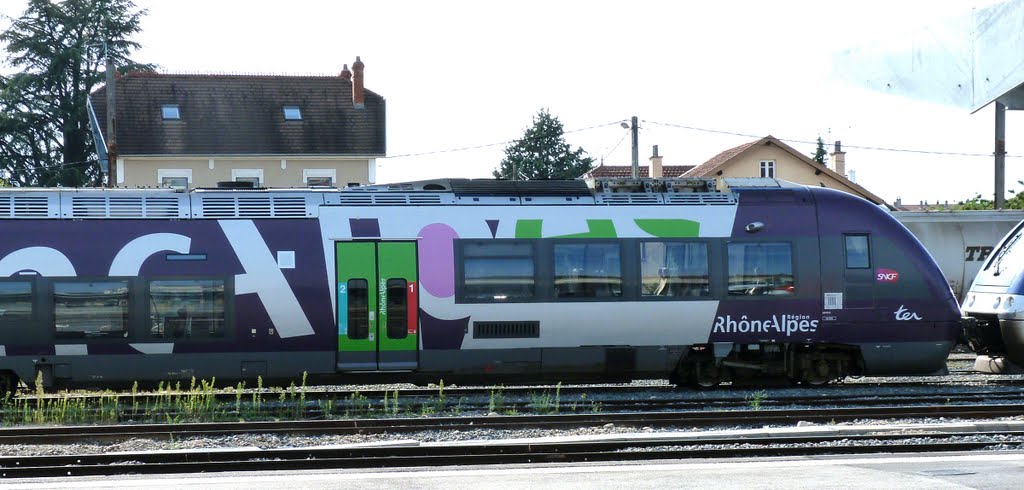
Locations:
0;177;962;391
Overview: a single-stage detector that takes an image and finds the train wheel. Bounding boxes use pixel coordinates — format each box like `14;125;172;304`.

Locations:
0;373;18;399
690;361;721;389
801;359;832;386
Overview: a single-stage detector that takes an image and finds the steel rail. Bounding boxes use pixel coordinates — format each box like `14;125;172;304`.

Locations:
1;428;1022;479
1;403;1024;446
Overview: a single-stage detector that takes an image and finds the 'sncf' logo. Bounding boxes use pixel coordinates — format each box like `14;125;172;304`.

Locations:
875;268;899;283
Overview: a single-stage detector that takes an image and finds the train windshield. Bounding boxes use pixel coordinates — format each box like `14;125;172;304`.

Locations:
978;222;1024;286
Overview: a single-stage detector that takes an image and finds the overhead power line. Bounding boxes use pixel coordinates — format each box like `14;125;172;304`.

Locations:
385;120;625;159
643;120;1024;159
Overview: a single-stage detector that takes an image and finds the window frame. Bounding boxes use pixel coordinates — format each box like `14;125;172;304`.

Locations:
303;168;337;187
145;277;231;341
844;234;871;269
0;278;36;328
161;104;181;120
725;241;797;298
282;105;302;120
455;239;539;304
638;239;712;301
345;278;370;340
156;168;193;188
51;278;133;341
759;160;776;178
551;239;625;302
231;168;264;187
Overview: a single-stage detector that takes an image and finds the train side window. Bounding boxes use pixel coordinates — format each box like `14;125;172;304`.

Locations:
54;281;129;339
386;279;408;339
0;281;33;326
727;243;795;296
460;241;535;302
554;242;622;299
347;279;370;339
148;280;226;339
844;235;871;269
640;242;710;298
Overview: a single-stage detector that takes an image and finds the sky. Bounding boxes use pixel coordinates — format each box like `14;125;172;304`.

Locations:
1;0;1022;205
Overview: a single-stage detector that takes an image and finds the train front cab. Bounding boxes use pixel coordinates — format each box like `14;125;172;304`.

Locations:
811;187;961;376
961;219;1024;373
678;186;960;387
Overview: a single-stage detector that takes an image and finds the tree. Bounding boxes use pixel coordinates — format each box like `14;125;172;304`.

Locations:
493;109;594;180
953;182;1024;210
0;0;153;187
811;136;827;165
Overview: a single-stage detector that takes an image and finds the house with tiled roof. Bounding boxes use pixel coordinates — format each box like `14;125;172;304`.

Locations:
582;163;694;179
683;136;889;208
89;57;385;188
580;147;694;187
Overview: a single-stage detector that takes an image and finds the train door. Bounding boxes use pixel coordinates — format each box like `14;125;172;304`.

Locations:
842;233;876;310
335;241;419;371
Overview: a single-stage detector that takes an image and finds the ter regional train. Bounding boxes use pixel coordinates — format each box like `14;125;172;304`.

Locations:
962;218;1024;372
0;177;963;391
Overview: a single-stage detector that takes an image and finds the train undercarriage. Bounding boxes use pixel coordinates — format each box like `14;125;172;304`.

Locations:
671;342;862;388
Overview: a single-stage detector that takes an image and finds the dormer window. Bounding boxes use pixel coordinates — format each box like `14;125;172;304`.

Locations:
283;105;302;120
161;104;180;120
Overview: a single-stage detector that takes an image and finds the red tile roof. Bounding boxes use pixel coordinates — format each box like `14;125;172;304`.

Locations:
682;141;757;177
583;165;694;178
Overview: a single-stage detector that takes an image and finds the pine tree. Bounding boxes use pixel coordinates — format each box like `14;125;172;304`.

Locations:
811;136;827;165
493;109;594;180
0;0;153;187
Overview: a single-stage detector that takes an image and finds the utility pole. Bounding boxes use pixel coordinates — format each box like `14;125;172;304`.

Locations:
630;116;639;179
105;47;117;188
995;102;1006;209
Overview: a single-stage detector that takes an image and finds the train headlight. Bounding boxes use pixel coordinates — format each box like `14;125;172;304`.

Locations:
968;295;976;307
1007;297;1015;309
994;297;1002;309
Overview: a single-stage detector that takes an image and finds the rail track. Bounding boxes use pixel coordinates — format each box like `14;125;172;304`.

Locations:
2;420;1023;479
2;402;1024;446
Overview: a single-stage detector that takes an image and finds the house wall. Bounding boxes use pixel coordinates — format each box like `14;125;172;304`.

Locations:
714;145;867;199
118;156;374;188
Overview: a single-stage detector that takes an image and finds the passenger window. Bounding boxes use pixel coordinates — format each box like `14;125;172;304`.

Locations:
54;281;129;339
386;279;408;339
844;235;870;269
347;279;369;339
0;281;32;325
640;242;710;298
554;242;622;298
727;243;795;296
461;241;535;302
149;280;226;339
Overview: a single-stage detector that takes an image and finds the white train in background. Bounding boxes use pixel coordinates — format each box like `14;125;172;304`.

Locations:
893;210;1024;301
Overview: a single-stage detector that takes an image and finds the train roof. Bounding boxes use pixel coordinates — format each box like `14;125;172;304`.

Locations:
0;177;806;220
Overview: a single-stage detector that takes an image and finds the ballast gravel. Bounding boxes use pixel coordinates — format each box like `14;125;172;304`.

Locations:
1;360;1022;458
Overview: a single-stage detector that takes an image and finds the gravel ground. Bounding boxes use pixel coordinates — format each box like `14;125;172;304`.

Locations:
2;358;1023;458
4;415;1024;457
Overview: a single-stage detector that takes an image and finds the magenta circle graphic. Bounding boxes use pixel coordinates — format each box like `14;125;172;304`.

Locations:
418;223;458;298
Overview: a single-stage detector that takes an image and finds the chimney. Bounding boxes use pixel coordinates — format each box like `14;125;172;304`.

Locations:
339;64;351;81
649;145;663;178
830;140;846;177
352;56;365;109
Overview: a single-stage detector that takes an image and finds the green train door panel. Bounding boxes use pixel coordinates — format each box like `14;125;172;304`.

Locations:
336;241;419;371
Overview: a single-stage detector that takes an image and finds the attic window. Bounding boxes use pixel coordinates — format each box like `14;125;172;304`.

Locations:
283;106;302;120
161;104;180;120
